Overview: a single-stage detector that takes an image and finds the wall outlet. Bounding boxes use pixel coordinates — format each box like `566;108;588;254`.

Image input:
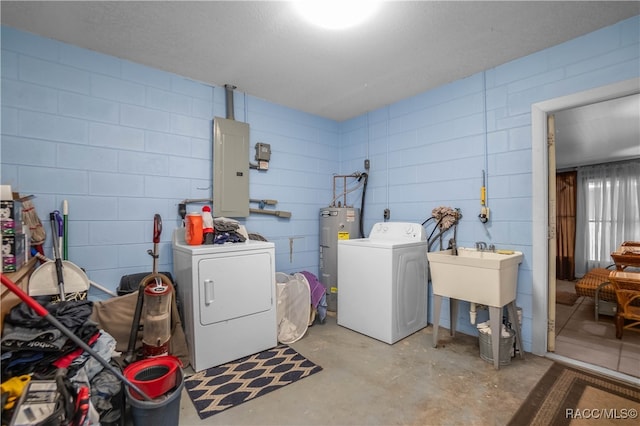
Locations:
364;159;370;170
383;208;390;220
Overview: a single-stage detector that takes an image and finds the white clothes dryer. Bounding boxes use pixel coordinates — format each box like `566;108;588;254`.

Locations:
172;229;277;372
337;222;428;344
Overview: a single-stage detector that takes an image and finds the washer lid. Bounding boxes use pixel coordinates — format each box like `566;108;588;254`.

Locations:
368;222;426;242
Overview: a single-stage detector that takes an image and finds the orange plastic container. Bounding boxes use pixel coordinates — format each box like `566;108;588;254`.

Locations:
184;213;203;245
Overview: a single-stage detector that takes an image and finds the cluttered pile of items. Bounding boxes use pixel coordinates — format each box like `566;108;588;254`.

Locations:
1;191;187;426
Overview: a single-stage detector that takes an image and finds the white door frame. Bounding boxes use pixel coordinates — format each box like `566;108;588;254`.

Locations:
530;78;640;356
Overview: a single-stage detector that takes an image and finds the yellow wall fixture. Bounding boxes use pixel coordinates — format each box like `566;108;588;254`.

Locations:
479;170;490;223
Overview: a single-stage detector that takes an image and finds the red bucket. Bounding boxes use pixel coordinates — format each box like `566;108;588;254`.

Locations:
123;356;182;400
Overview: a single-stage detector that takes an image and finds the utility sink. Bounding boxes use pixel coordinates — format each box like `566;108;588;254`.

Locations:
427;248;523;307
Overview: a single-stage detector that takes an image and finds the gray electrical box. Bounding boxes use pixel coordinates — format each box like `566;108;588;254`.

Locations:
255;143;271;161
213;117;249;217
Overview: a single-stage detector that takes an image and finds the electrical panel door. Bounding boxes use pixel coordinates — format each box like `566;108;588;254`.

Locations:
213;117;249;217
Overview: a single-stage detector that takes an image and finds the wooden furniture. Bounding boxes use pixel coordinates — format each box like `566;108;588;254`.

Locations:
574;242;640;321
608;270;640;339
1;256;38;331
611;241;640;271
574;266;617;320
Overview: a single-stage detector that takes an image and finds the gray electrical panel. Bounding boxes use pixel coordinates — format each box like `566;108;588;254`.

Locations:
213;117;249;217
319;207;360;311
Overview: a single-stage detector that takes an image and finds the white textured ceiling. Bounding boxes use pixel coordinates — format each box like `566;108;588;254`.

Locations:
554;94;640;169
1;1;638;122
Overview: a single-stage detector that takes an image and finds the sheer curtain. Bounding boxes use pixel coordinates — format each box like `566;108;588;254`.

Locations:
575;160;640;276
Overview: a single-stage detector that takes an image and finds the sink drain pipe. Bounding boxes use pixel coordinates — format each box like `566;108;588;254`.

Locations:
470;303;477;324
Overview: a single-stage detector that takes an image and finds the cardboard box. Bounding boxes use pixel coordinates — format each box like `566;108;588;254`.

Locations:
0;199;23;236
0;185;12;200
2;233;25;273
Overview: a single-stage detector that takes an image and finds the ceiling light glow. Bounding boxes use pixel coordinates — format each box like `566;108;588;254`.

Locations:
293;1;381;30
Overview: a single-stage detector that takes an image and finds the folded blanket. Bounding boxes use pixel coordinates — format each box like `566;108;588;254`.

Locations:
213;216;240;232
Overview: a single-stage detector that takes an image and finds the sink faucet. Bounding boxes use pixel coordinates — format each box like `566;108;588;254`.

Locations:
448;238;458;256
475;241;487;251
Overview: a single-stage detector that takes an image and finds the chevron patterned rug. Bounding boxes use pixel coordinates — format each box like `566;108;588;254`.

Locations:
184;345;322;419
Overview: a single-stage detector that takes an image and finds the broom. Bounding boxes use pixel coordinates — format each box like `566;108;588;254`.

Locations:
21;198;46;257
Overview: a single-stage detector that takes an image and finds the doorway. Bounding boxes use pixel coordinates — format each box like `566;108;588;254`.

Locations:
530;78;640;364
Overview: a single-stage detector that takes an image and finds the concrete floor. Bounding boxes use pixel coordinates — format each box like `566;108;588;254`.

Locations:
174;313;553;425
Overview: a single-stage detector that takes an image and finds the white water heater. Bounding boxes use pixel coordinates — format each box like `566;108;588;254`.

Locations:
319;207;360;311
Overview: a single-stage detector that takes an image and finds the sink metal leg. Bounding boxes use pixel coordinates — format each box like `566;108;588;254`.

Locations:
432;296;458;348
434;298;523;369
450;299;458;338
432;294;442;347
507;302;525;359
489;306;501;370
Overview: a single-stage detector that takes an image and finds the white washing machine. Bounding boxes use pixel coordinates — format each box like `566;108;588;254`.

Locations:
172;229;277;372
337;222;428;344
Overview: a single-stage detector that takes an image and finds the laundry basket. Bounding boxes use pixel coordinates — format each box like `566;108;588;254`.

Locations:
275;272;310;344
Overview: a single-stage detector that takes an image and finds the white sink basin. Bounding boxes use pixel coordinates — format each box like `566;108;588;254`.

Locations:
427;248;523;307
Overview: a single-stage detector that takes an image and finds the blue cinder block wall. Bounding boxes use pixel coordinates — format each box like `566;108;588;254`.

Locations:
339;15;639;350
2;15;639;353
1;26;339;290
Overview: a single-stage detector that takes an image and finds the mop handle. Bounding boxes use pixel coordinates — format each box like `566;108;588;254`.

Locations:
0;274;153;401
63;200;68;260
50;212;65;301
